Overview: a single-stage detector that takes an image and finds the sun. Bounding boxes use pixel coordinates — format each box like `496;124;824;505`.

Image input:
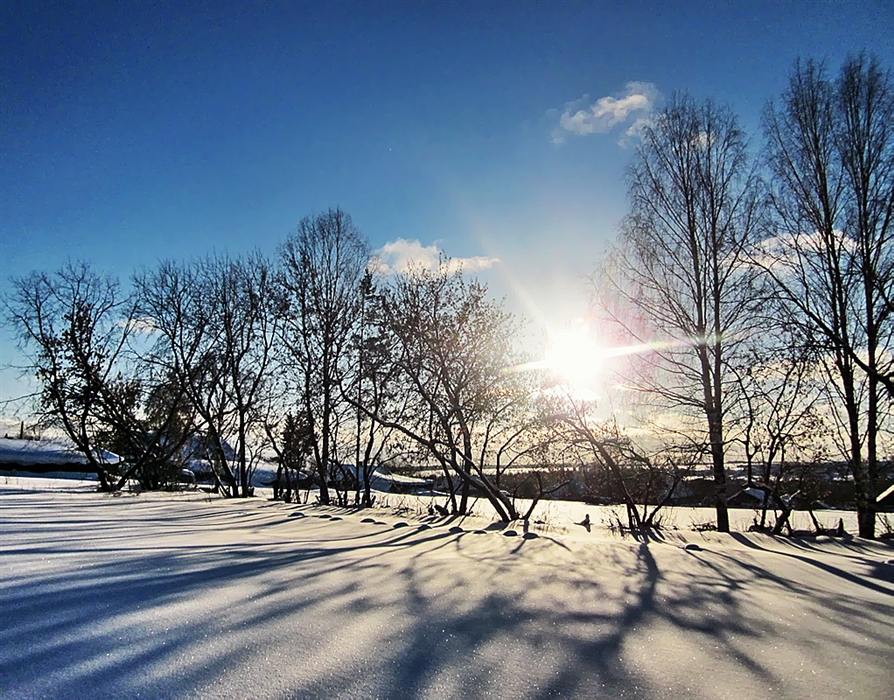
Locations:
544;326;604;392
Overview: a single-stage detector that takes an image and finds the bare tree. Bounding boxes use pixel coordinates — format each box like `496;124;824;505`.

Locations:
729;335;824;490
759;54;893;537
549;394;694;532
209;252;280;496
135;258;227;488
5;261;195;491
135;251;279;497
340;271;405;507
279;209;369;506
601;94;763;532
5;263;129;489
369;262;530;521
726;320;827;535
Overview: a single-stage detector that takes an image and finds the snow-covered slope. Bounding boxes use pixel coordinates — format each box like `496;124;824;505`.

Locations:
0;437;119;467
1;477;891;699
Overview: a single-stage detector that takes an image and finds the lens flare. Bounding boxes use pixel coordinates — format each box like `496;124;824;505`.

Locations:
545;327;603;389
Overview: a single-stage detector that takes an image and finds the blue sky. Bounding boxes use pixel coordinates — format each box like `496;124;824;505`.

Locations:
1;0;893;406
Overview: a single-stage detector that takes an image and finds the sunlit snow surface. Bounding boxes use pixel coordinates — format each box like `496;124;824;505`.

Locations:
1;477;891;699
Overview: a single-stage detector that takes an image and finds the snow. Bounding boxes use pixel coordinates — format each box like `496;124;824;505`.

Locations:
1;475;892;699
367;466;433;492
0;437;120;467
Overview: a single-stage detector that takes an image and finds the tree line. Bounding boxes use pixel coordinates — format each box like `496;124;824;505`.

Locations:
4;54;892;537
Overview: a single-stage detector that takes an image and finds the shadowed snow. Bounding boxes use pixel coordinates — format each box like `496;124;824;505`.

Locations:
0;477;891;699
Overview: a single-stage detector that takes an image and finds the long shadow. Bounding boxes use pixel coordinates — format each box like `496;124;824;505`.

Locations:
730;532;894;596
1;489;891;699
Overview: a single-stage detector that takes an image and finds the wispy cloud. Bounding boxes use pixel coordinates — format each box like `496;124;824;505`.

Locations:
372;238;500;276
552;81;660;145
119;316;157;334
750;230;857;272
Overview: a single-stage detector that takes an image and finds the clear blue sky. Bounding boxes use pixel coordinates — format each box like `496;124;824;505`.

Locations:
1;0;892;406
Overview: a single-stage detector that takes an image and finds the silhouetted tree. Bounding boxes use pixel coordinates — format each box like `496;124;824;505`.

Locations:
279;209;369;506
369;262;528;521
549;391;694;531
602;94;763;532
134;251;279;497
6;261;195;491
759;54;893;537
342;271;404;507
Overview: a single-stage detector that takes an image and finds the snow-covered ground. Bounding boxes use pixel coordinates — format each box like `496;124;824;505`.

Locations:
1;476;892;699
0;437;120;467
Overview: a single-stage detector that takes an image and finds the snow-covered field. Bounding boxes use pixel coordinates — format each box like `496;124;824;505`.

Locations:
1;476;892;699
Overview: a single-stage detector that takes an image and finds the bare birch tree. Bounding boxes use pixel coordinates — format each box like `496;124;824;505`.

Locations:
759;54;893;537
602;94;762;532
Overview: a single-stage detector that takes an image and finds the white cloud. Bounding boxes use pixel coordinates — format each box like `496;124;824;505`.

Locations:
759;229;855;259
118;316;157;334
372;238;500;276
552;81;660;145
618;116;653;148
748;229;857;275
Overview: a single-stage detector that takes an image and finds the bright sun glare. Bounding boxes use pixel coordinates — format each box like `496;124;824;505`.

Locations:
545;327;604;393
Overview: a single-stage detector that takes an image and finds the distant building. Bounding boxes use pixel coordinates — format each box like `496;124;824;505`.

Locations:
727;486;767;508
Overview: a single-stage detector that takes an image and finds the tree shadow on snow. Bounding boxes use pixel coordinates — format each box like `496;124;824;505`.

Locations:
0;492;891;699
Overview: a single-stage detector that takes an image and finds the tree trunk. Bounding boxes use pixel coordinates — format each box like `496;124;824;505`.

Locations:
709;417;730;533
